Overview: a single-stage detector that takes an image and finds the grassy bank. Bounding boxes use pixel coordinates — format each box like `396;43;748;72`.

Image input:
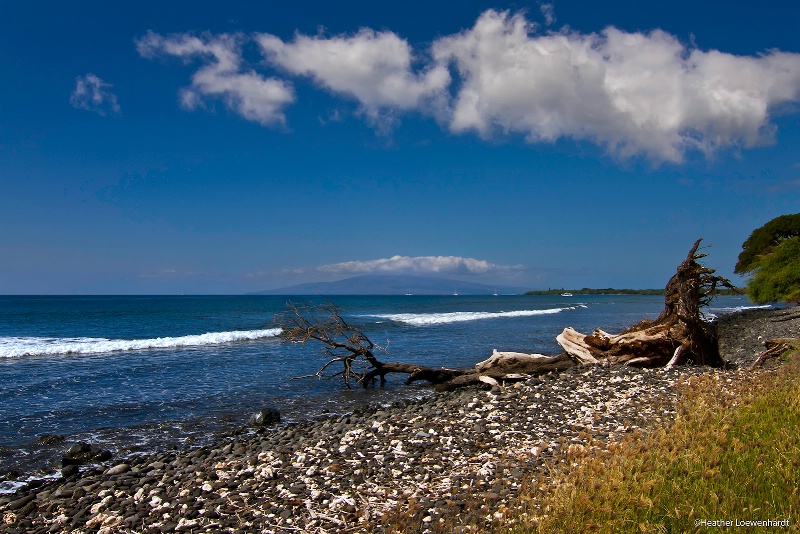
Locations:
510;345;800;533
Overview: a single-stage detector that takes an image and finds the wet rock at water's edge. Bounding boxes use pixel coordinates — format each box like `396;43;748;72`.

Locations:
248;408;281;427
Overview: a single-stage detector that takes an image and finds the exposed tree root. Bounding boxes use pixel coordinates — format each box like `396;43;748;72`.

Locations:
556;239;735;368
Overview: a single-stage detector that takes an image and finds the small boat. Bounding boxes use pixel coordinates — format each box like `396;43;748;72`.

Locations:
405;289;413;296
561;292;573;297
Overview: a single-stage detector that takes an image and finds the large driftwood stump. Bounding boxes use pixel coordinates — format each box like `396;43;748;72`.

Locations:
556;239;734;368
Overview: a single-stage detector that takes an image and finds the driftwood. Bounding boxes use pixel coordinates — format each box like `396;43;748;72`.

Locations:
750;338;798;370
277;239;733;391
413;351;576;392
556;239;734;368
276;302;576;390
276;302;382;388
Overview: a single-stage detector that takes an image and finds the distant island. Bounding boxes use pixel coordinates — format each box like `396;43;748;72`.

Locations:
525;288;739;296
255;274;528;295
255;276;740;297
525;288;664;295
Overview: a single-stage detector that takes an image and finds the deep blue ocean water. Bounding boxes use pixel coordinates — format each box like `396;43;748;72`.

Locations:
0;294;761;490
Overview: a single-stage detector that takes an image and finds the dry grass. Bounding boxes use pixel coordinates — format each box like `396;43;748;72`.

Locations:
507;344;800;533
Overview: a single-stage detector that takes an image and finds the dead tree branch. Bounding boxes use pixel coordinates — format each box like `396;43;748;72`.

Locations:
276;301;384;388
750;338;798;370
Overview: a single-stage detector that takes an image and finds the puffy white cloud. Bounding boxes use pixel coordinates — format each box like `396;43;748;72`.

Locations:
431;10;800;162
136;11;800;162
136;31;294;126
256;29;450;121
70;74;120;116
315;255;520;275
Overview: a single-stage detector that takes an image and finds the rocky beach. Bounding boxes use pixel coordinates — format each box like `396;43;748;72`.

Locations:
2;306;797;534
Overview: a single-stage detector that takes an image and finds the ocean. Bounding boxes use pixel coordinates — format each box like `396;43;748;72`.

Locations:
0;294;762;491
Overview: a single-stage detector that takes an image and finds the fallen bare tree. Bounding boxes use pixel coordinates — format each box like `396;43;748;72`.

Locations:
557;239;735;368
276;239;735;390
275;301;574;390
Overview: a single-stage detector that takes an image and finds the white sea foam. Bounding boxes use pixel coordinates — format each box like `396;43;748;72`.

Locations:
709;304;772;314
703;304;772;320
0;328;282;359
371;307;578;326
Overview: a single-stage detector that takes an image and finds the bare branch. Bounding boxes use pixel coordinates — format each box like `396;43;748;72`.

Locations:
275;301;384;387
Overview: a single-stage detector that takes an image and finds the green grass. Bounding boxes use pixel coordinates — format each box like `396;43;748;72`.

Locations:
509;345;800;533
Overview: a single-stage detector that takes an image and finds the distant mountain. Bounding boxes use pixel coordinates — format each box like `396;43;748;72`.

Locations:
255;274;527;295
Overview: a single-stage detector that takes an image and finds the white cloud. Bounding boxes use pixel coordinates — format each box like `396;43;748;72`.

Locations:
70;74;120;116
256;29;450;123
136;10;800;162
315;255;521;276
431;10;800;162
540;3;556;26
136;31;295;126
138;269;201;278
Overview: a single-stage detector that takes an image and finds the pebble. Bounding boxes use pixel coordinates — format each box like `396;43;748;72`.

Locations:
105;463;130;476
1;308;789;533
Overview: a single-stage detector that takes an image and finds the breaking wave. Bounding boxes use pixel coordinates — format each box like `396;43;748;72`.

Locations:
370;306;584;326
703;304;772;320
0;328;282;359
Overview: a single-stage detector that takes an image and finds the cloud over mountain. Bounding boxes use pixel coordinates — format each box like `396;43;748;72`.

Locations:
313;255;522;276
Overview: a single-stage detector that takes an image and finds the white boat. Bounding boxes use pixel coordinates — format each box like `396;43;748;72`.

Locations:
561;292;573;297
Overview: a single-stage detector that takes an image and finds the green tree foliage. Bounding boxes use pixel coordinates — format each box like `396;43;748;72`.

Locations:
746;236;800;304
735;213;800;274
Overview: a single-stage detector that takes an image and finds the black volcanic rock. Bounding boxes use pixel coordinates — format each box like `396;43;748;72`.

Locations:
249;408;281;427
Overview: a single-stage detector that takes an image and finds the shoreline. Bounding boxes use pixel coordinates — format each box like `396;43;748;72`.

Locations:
1;306;797;533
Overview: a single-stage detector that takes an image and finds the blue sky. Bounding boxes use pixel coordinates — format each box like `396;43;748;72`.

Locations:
2;0;799;294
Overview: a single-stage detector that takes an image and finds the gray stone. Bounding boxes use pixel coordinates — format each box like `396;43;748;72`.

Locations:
105;463;130;476
7;494;35;510
248;408;281;427
61;464;79;479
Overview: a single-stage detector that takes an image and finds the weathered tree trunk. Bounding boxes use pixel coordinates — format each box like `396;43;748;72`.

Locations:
425;351;576;391
361;352;574;390
363;361;471;386
556;239;734;368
